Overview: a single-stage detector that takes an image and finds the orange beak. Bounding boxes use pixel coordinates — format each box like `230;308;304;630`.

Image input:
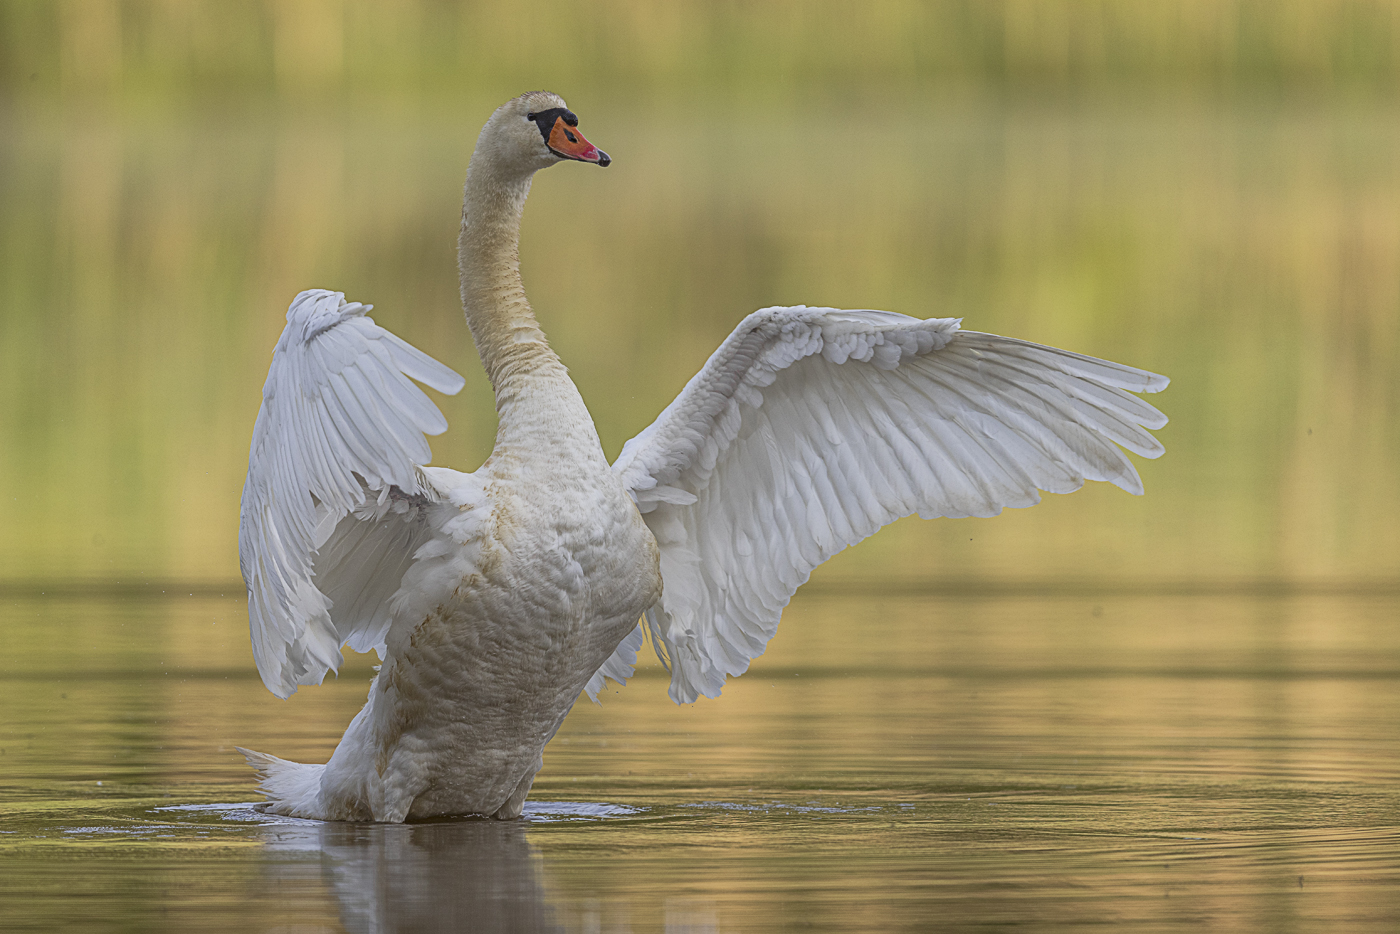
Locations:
548;117;610;166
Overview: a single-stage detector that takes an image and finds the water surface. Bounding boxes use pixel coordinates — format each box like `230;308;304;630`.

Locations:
3;590;1397;931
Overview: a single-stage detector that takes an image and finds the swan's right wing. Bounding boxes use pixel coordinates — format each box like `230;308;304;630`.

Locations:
612;306;1168;703
239;289;466;698
582;623;645;703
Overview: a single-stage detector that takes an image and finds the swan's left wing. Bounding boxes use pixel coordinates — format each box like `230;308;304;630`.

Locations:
611;306;1168;703
240;289;466;698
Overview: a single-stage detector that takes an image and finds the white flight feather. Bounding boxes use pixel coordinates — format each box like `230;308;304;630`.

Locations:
607;305;1168;704
238;289;466;698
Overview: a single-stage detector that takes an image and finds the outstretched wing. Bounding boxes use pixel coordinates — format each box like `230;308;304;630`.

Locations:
239;289;466;698
611;306;1168;704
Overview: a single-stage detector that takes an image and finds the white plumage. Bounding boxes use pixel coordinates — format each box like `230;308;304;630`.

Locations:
240;292;466;698
238;92;1168;821
610;307;1166;704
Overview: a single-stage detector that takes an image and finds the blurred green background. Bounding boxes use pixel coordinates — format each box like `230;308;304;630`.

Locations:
1;0;1397;588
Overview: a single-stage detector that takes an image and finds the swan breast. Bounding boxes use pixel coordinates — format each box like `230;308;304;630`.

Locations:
344;463;659;818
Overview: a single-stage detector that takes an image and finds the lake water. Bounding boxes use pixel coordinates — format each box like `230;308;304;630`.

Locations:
3;589;1397;932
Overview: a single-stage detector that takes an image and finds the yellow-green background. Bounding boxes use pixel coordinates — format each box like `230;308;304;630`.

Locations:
2;0;1398;588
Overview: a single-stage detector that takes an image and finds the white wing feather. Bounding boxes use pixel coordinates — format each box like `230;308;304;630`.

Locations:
611;306;1168;703
582;623;645;703
239;289;466;698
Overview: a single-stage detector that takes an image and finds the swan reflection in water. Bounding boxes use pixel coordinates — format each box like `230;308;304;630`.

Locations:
256;804;713;933
273;818;556;933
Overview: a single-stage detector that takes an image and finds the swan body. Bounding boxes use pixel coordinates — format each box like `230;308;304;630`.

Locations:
238;92;1168;821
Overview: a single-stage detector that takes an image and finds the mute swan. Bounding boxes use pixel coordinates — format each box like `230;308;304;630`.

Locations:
237;91;1168;821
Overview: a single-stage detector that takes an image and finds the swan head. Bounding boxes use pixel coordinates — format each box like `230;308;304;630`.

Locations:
474;91;610;180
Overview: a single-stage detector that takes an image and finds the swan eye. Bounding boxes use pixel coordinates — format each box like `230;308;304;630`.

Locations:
526;112;536;121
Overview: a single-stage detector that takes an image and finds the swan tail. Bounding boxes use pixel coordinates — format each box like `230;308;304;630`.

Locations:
236;746;326;818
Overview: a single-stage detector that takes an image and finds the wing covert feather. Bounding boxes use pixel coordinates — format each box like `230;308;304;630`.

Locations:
612;306;1168;703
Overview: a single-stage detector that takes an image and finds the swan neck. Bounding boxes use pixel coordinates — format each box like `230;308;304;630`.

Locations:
457;163;561;392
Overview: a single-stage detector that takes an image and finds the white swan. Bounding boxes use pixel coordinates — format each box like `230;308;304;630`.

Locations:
237;91;1168;821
